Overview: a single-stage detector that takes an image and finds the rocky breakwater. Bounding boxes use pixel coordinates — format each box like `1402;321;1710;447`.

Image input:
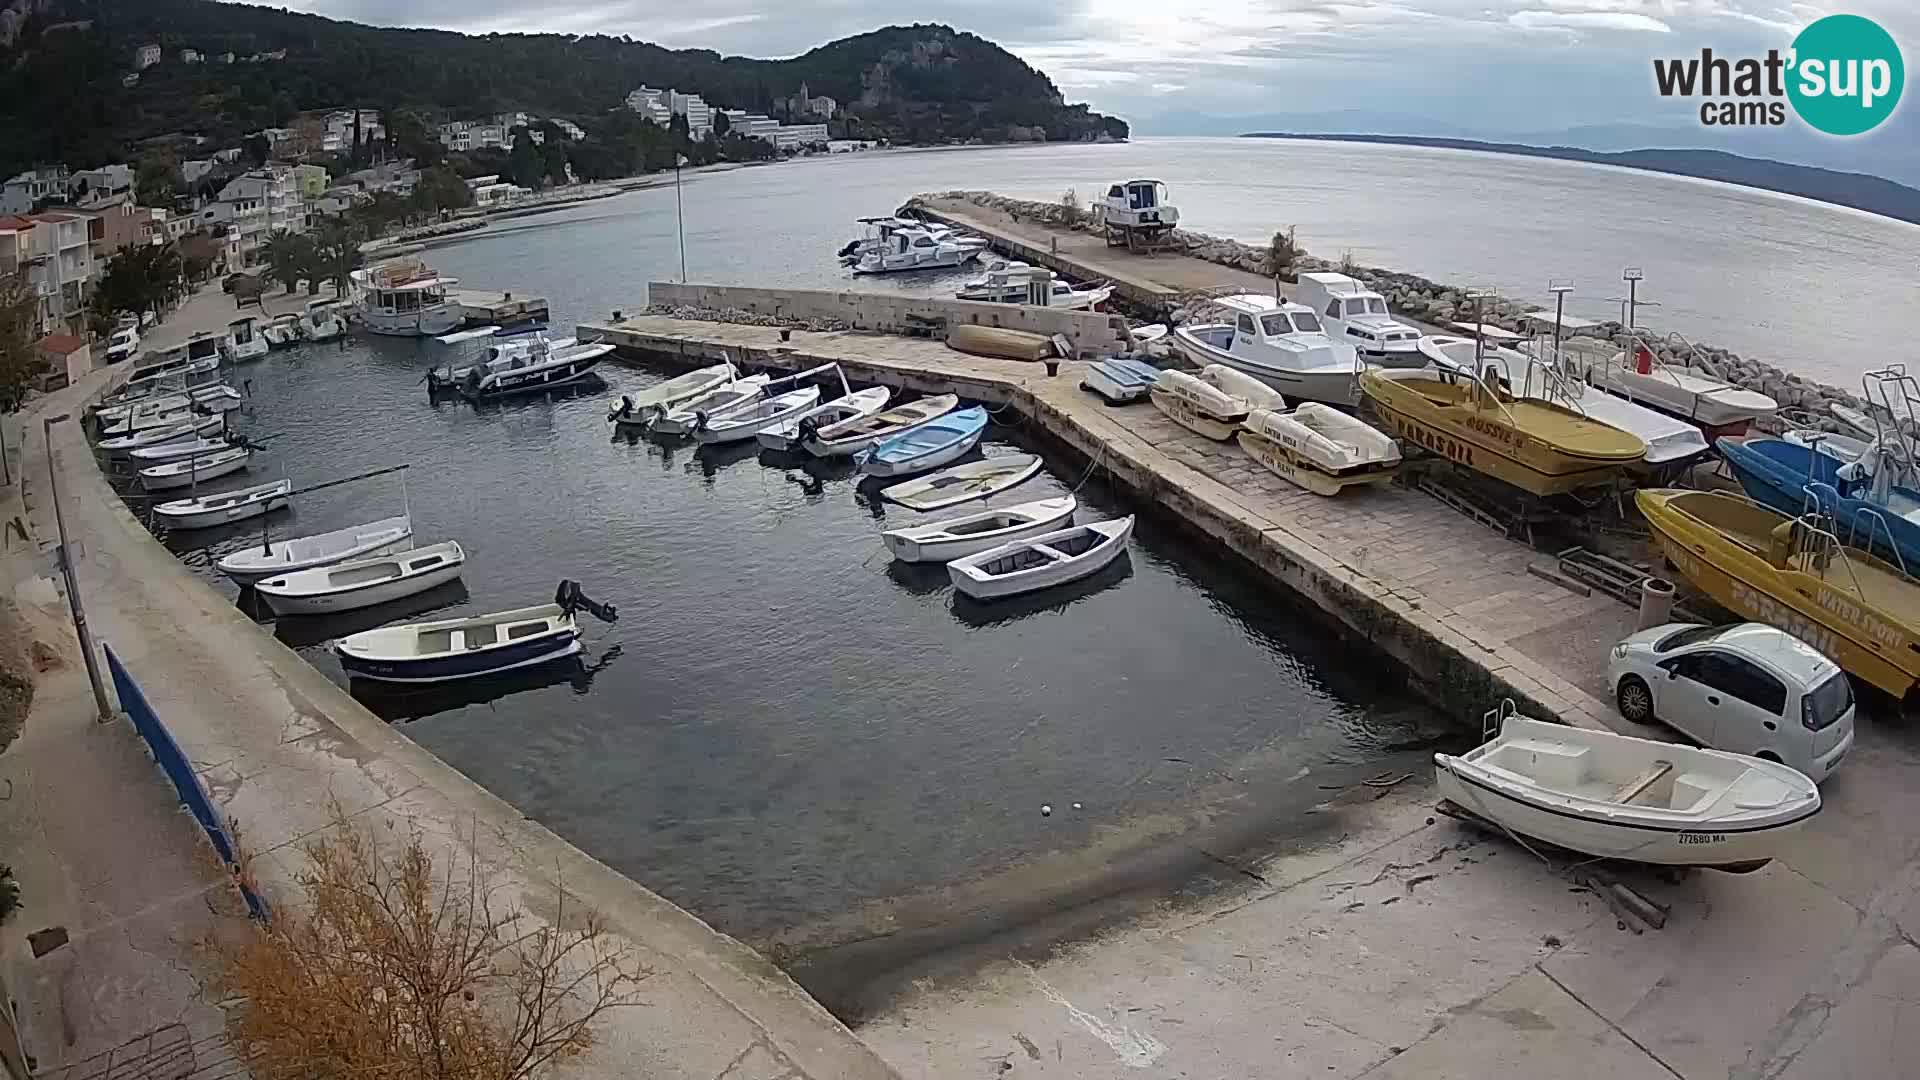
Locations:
906;190;1874;433
645;303;853;333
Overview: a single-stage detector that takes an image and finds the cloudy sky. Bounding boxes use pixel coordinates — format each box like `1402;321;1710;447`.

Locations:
275;1;1914;134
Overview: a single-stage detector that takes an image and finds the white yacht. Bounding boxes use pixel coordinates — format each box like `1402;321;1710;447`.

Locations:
351;259;462;337
261;313;304;349
299;299;347;342
849;226;982;275
224;316;268;363
429;329;611;400
1288;272;1423;367
838;217;985;263
1169;294;1362;407
956;261;1112;310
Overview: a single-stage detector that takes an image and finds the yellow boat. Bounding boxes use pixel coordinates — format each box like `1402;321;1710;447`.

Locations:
1361;367;1645;496
1637;489;1920;699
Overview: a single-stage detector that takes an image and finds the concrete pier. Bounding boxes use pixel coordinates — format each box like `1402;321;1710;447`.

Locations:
453;287;549;327
578;313;1632;731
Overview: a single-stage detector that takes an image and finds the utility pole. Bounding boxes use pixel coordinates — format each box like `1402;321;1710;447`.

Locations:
674;153;688;284
43;414;112;721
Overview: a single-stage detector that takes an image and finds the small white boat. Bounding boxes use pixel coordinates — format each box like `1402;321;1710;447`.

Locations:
1435;706;1819;873
1198;364;1287;412
1149;369;1251;441
757;386;891;451
97;415;226;455
652;375;771;436
1237;405;1401;496
804;394;958;458
138;446;251;491
255;540;464;617
948;516;1135;600
856;407;988;478
956;261;1113;310
100;398;205;437
335;601;578;682
882;453;1042;512
693;385;822;445
101;384;241;425
129;436;233;463
216;515;414;583
1288;272;1424;367
261;313;304;349
882;496;1077;563
186;384;244;413
151;478;290;530
96;391;189;429
1082;357;1160;404
224;316;269;363
1582;345;1778;436
299;300;347;343
1170;294;1363;407
850;226;981;275
608;362;739;426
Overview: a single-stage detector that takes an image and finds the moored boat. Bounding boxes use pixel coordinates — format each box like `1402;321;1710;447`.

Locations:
756;386;891;451
856;406;989;477
261;313;304;349
881;453;1042;511
803;394;958;458
693;386;821;445
1237;404;1401;496
224;316;268;363
1149;369;1251;441
300;299;348;342
1435;704;1820;872
97;415;226;455
652;374;771;436
256;541;464;617
607;362;738;427
216;515;414;583
882;496;1078;563
1360;367;1645;496
334;581;615;683
138;446;250;491
1082;357;1160;404
430;334;612;400
351;259;461;337
948;516;1134;600
151;478;290;530
128;435;234;464
1636;488;1920;698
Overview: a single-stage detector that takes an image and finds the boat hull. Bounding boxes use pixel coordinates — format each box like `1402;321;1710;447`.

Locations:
1170;329;1360;407
338;632;579;683
860;429;983;477
140;453;248;491
1236;429;1395;497
883;498;1077;563
360;307;462;337
218;517;414;582
458;356;603;400
1149;387;1242;441
1082;358;1158;404
949;518;1133;600
881;454;1042;511
259;557;464;617
1717;436;1920;571
153;484;290;530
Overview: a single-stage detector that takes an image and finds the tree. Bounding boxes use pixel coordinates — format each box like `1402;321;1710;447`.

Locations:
136;154;178;206
310;218;364;296
0;273;48;412
204;805;647;1080
262;233;316;294
507;131;543;190
243;133;272;167
711;110;731;138
411;167;473;216
1266;227;1300;281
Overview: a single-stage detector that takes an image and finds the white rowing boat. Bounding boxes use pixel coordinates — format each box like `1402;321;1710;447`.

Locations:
757;387;892;451
804;394;959;457
151;479;290;530
255;540;464;616
947;516;1134;600
882;496;1077;563
607;362;739;426
129;436;234;464
97;415;226;455
138;446;251;491
881;454;1042;512
693;385;821;444
651;375;770;436
216;515;414;583
1434;705;1820;873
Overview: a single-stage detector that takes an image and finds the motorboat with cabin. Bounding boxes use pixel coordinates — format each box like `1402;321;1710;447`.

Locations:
428;327;612;400
127;337;222;390
351;259;461;337
224;316;267;363
850;225;982;275
837;217;985;263
1170;294;1362;406
956;261;1113;310
299;299;347;342
1288;272;1423;367
261;313;304;349
1100;180;1178;252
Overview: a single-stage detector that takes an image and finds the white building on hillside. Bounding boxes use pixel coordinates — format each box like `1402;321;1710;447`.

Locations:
553;119;585;141
201;168;304;268
0;166;71;215
625;86;672;126
133;43;160;69
668;91;713;136
772;124;829;151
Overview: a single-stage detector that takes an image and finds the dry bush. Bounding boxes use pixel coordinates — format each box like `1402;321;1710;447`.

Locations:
205;806;648;1080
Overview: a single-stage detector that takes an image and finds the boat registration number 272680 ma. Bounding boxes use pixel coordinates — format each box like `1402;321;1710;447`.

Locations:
1678;832;1727;845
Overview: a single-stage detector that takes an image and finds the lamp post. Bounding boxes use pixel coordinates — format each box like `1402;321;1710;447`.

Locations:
674;153;688;284
1546;278;1574;364
43;413;112;721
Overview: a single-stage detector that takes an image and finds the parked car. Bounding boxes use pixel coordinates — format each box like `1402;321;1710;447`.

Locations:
1607;621;1854;781
103;326;140;363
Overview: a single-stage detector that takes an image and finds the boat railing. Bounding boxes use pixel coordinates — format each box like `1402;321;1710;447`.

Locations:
1861;365;1920;472
1796;482;1889;585
1481;698;1519;744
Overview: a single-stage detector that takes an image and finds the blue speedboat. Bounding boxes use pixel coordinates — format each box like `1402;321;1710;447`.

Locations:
1717;435;1920;569
856;406;988;477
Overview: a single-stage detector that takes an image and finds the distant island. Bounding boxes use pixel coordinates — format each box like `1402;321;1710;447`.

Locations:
1242;132;1920;227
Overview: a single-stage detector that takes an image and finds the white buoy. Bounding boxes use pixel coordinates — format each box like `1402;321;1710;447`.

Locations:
1041;804;1052;816
1072;802;1083;810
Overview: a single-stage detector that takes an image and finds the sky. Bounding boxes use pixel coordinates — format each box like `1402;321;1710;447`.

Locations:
275;0;1916;137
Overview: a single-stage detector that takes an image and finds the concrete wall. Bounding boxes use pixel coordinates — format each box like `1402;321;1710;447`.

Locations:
646;282;1132;360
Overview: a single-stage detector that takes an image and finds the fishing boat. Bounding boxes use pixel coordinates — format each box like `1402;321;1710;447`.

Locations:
1637;488;1920;698
956;261;1112;310
803;394;959;458
100;384;240;428
652;375;771;436
261;313;304;349
1083;357;1160;405
1582;344;1777;437
127;335;223;390
334;580;615;683
138;446;250;491
948;516;1134;600
351;259;461;337
693;386;821;445
216;515;414;583
882;496;1078;563
857;406;989;477
1436;703;1820;872
299;299;347;343
850;226;981;275
1717;435;1920;570
255;541;463;617
100;399;208;438
607;362;739;426
1360;367;1645;496
429;333;612;400
96;392;189;430
128;435;235;464
1149;369;1252;441
1170;294;1362;406
151;478;290;530
97;415;226;455
757;386;891;451
1288;272;1425;367
881;453;1042;511
1237;405;1401;496
224;317;268;363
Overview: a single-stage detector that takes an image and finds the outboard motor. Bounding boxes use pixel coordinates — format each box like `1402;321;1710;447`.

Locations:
837;239;861;259
554;579;618;623
795;415;821;447
609;395;634;422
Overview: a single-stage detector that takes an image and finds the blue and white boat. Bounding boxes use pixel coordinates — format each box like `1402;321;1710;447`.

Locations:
1082;356;1160;404
1718;435;1920;569
335;580;616;683
856;406;989;477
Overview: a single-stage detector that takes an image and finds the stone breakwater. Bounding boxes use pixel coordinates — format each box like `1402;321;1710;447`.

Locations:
646;303;855;333
906;191;1874;433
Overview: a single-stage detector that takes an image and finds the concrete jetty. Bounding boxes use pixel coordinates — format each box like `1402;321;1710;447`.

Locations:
580;304;1631;731
452;287;549;327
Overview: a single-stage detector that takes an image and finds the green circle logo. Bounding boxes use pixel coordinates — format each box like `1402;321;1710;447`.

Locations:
1788;15;1904;135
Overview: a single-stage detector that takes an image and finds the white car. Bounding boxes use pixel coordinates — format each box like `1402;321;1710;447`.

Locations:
105;326;140;363
1607;622;1854;781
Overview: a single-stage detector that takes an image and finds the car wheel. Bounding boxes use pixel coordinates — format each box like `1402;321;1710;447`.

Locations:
1616;675;1656;724
1755;750;1782;764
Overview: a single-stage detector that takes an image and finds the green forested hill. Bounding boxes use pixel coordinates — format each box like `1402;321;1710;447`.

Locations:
0;0;1127;174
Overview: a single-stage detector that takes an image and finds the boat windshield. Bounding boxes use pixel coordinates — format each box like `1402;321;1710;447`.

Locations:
1367;298;1389;314
1802;671;1852;731
1290;312;1323;333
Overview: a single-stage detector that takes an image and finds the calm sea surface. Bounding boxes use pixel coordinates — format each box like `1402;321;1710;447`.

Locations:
133;138;1911;1002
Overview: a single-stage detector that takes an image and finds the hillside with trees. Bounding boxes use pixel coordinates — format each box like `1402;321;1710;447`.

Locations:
0;1;1127;176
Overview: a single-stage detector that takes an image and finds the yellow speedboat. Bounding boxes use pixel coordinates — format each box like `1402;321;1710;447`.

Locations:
1637;489;1920;699
1361;367;1645;496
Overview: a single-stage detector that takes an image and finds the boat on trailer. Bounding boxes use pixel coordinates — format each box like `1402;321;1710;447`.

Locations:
857;406;989;478
881;453;1042;511
757;386;891;451
151;478;290;530
138;446;251;491
216;515;414;583
948;516;1135;600
882;496;1077;564
804;394;959;458
608;362;739;427
1435;703;1819;873
256;541;464;617
1237;405;1401;496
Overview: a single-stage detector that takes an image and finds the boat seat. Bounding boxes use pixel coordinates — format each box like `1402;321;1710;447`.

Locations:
1030;543;1070;562
1671;772;1719;810
1503;739;1590;788
1609;760;1673;804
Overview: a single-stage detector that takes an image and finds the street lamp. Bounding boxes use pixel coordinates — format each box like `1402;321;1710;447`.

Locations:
43;413;112;721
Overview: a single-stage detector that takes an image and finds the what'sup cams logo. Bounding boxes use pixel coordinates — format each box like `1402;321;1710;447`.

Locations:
1653;14;1904;135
